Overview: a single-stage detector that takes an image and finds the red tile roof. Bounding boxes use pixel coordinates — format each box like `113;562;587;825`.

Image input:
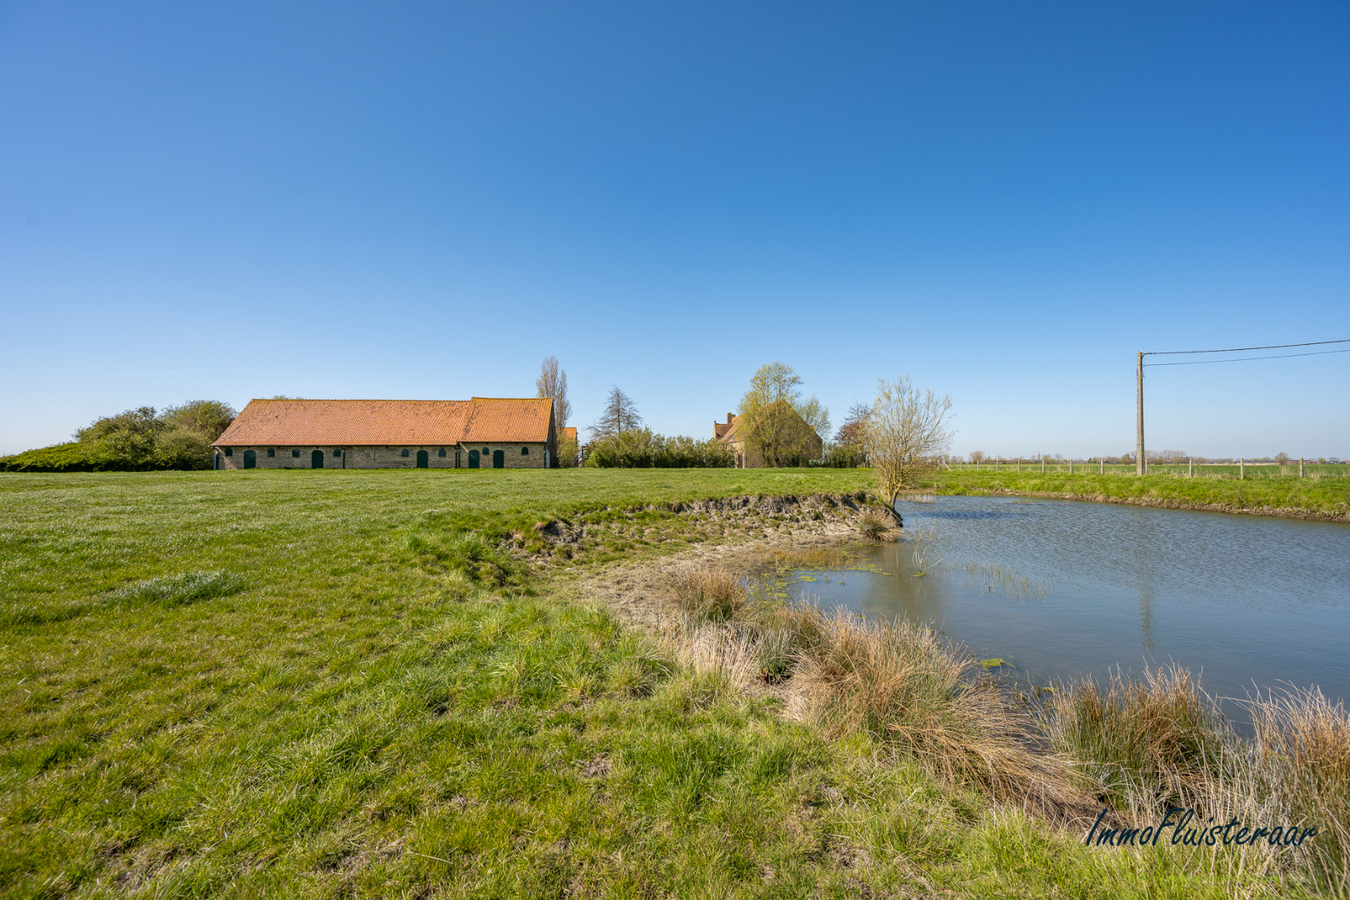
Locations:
714;416;742;443
462;397;555;444
214;398;553;447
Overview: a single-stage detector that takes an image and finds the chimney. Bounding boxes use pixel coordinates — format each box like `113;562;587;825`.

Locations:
727;413;735;424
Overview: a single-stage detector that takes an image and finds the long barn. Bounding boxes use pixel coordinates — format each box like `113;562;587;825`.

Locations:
211;397;557;470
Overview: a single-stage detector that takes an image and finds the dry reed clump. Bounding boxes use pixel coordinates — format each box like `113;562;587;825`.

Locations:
1043;666;1228;813
857;509;899;542
669;565;746;622
786;607;1079;817
669;617;767;694
1046;672;1350;889
1247;687;1350;888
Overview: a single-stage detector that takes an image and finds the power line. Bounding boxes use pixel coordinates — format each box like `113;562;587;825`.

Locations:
1145;347;1350;367
1145;338;1350;357
1134;336;1349;477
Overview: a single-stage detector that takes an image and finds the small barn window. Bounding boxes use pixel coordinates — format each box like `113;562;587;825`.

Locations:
401;449;409;457
521;447;529;456
438;448;446;457
292;449;300;458
267;448;275;458
481;447;489;455
334;448;342;457
224;447;233;457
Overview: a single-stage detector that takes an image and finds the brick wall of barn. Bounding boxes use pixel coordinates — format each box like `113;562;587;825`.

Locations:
214;444;550;470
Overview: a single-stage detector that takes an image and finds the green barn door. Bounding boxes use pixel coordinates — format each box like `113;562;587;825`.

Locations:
416;450;429;468
468;450;479;469
243;449;256;469
492;449;504;469
311;450;324;469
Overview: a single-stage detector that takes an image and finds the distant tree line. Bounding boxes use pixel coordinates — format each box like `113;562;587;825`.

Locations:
584;429;736;468
0;401;236;472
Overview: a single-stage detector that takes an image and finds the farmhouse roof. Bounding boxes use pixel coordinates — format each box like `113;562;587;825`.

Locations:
714;402;819;444
714;412;741;443
213;398;554;447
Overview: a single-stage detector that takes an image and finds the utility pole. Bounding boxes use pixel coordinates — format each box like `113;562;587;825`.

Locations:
1136;351;1145;476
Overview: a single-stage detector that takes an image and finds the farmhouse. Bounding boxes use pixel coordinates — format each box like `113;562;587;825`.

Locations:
212;397;556;470
713;403;823;468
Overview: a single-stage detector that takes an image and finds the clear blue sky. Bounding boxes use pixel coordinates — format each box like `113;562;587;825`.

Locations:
3;2;1347;459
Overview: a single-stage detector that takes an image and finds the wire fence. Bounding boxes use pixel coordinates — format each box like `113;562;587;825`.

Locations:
951;460;1350;480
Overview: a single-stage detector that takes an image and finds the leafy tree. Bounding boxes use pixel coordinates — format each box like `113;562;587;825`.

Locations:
535;356;571;433
557;431;580;468
864;376;952;520
153;427;214;469
737;362;829;467
590;387;642;441
72;401;234;470
161;400;236;441
77;406;163;468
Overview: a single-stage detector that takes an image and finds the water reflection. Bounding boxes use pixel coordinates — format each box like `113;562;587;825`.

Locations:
769;496;1350;711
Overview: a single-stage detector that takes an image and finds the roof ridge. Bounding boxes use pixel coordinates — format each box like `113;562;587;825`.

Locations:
469;396;551;402
247;398;471;404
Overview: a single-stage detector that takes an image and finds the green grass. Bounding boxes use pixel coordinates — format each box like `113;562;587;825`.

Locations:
0;469;1324;897
939;468;1350;518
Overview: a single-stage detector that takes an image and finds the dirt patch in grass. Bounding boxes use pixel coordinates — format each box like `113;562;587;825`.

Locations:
575;524;860;634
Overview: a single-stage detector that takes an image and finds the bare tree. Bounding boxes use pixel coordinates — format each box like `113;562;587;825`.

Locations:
834;402;871;446
590;387;642;440
864;375;952;520
535;356;571;432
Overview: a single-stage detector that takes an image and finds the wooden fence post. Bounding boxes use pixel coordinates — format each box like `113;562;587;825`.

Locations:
1300;457;1305;477
1240;458;1245;479
1188;457;1193;477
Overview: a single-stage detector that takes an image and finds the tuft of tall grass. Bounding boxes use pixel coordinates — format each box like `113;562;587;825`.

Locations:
406;529;521;587
1247;687;1350;888
104;570;246;607
1043;665;1227;813
787;608;1077;815
669;617;762;694
670;565;746;622
607;633;673;698
1045;671;1350;889
857;510;894;542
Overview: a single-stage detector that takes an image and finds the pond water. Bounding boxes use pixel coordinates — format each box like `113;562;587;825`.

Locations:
770;496;1350;715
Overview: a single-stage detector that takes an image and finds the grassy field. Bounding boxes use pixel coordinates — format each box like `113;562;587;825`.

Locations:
0;469;1333;898
937;467;1350;519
